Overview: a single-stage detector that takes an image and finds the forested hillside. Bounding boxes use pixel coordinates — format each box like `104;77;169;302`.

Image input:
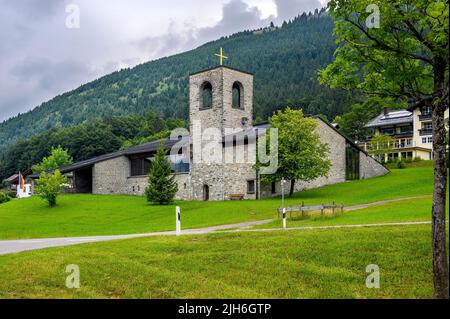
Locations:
0;10;351;157
0;112;185;181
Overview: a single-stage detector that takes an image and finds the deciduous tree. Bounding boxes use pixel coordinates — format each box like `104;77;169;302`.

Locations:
259;107;331;196
319;0;449;298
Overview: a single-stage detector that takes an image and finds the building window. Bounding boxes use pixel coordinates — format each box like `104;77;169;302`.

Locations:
247;180;255;194
422;122;432;130
346;143;360;180
232;82;243;109
422;137;433;144
401;152;413;159
201;82;212;109
422;106;431;115
171;162;190;173
399;125;413;134
380;127;395;135
130;157;152;176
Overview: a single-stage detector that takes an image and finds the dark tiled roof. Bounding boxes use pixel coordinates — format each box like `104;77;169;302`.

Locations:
365;110;413;128
29;137;188;178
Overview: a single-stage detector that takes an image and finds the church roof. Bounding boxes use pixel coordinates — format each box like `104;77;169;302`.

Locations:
29;137;188;178
189;65;253;76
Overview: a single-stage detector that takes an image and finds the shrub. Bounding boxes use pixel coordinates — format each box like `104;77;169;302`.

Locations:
0;191;11;204
397;160;406;169
413;157;422;162
35;170;68;207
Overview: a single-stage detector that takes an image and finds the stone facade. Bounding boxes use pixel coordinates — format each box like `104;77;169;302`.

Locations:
189;66;253;135
359;152;389;179
92;155;191;199
93;156;130;195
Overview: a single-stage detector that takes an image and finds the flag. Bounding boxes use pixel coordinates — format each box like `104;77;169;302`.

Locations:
18;172;25;191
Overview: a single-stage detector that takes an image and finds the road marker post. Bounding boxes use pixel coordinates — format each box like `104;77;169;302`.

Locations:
176;206;181;236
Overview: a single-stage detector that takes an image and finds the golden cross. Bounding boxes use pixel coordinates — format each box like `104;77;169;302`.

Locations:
214;47;228;66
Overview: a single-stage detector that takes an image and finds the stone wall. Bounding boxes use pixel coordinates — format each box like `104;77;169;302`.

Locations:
359;152;389;179
93;156;129;195
190;162;256;201
92;155;192;199
294;119;346;192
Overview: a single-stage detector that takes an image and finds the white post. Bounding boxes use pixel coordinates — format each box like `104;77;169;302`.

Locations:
176;206;181;236
282;208;287;229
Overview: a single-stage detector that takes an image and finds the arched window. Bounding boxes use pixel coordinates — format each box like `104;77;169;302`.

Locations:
232;82;243;109
201;82;212;109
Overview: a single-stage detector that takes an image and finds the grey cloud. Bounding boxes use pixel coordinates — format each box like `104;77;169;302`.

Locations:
0;0;64;19
274;0;323;23
0;0;324;122
199;0;269;39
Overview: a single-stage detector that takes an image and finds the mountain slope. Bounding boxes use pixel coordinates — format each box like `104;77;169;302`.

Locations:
0;11;349;156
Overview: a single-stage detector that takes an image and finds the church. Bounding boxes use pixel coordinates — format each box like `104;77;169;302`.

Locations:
30;62;388;201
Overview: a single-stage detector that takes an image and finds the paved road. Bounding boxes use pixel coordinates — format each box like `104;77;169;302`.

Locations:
0;219;273;255
0;220;433;256
0;196;434;256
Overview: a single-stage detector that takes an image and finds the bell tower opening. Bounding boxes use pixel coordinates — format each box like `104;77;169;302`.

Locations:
232;81;243;109
201;82;213;109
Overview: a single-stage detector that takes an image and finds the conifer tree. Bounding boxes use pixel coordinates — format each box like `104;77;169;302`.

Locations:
145;146;178;204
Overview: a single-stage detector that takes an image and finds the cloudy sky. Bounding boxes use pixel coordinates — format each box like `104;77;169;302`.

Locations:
0;0;325;122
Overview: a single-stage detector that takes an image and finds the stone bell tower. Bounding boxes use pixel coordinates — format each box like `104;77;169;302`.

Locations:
189;65;253;135
188;59;255;201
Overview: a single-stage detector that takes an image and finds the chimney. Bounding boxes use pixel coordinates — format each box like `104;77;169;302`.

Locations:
383;107;389;116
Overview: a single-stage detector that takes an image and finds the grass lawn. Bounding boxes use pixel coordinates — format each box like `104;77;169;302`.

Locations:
0;224;445;299
0;164;437;239
254;196;449;229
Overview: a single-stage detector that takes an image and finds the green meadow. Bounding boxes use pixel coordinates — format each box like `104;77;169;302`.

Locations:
0;162;448;299
0;224;445;298
0;164;437;239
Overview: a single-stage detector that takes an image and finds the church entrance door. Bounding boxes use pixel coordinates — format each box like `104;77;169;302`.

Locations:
203;185;209;201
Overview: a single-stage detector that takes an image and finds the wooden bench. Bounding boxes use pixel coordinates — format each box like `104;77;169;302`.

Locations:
277;201;344;219
229;194;245;200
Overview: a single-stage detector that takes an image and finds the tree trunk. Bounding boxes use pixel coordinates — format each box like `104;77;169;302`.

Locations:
431;59;449;299
290;179;295;196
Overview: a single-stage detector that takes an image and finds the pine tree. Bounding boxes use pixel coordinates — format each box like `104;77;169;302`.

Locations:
145;146;178;205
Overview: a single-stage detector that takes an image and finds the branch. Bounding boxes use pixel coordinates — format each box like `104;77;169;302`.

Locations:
344;17;434;65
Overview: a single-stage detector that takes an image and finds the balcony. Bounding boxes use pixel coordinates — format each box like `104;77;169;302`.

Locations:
358;139;415;151
419;114;432;121
395;131;414;137
419;128;433;136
